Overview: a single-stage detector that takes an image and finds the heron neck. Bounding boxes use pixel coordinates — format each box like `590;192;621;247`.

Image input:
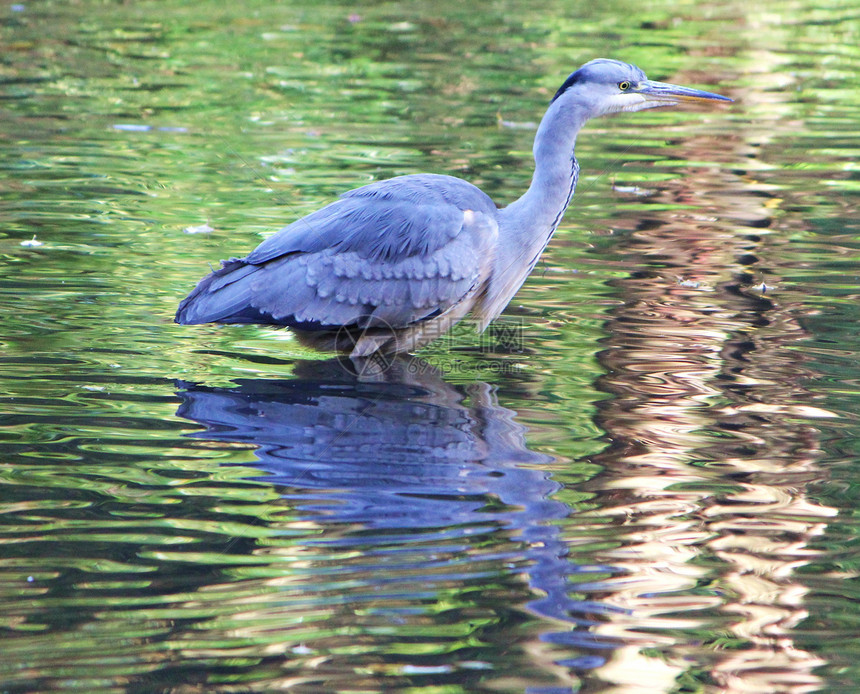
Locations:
500;100;588;242
477;102;586;325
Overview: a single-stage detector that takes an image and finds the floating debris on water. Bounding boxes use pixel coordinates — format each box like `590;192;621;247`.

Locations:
676;276;704;289
612;182;656;196
496;112;537;130
184;223;215;235
112;124;189;133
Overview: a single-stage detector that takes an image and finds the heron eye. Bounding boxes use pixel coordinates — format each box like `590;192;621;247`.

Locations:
618;81;631;91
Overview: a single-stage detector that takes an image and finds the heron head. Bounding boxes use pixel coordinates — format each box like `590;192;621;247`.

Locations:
552;59;732;117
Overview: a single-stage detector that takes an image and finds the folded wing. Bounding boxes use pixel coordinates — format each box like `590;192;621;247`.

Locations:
175;174;499;332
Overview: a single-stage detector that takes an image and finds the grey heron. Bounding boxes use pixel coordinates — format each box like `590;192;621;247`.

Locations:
176;59;731;357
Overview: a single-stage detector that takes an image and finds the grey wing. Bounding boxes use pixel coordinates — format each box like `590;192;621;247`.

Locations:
175;174;499;331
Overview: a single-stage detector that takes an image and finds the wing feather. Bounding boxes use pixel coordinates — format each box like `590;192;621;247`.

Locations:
175;174;499;332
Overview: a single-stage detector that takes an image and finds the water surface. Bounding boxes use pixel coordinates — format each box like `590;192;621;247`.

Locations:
2;0;860;692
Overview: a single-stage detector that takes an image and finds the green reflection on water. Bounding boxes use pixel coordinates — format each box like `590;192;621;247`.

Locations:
1;0;860;692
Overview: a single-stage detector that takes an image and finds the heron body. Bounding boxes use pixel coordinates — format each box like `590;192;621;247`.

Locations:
176;59;731;356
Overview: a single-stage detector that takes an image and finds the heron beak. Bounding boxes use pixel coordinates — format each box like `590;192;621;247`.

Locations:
639;80;733;106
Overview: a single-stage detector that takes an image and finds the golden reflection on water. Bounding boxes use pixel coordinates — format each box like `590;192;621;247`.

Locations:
571;145;837;692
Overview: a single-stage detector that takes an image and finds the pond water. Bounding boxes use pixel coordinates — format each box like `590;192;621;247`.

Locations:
2;0;860;692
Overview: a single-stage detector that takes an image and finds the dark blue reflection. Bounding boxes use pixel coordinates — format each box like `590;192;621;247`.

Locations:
176;357;617;674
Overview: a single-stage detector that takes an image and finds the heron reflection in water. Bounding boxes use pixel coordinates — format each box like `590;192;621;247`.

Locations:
176;358;623;685
176;60;731;357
